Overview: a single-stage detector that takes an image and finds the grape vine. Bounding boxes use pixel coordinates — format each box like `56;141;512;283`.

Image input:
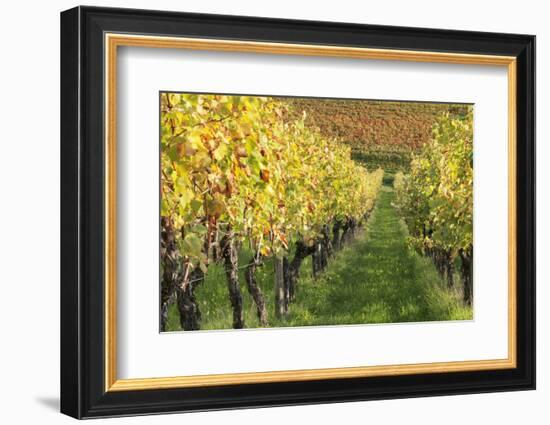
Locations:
160;93;383;330
393;111;473;304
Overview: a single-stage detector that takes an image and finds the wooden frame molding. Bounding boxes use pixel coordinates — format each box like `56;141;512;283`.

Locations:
104;33;518;392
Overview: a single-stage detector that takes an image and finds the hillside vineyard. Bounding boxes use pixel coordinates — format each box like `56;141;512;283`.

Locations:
160;93;473;332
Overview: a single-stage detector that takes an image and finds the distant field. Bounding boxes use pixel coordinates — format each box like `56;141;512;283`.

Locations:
287;98;470;172
288;98;469;149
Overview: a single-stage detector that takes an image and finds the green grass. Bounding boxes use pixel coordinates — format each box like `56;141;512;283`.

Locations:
166;182;472;332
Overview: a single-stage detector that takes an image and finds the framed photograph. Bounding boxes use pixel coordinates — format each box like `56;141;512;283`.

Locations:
60;6;535;419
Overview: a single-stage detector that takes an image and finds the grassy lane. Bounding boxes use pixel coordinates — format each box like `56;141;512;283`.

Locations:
166;183;471;331
293;185;473;326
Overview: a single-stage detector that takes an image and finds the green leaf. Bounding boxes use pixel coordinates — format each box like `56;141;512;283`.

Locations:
179;233;203;258
190;224;208;235
190;199;202;212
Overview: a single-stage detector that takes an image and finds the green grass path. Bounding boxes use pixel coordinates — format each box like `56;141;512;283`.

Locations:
290;185;471;326
167;183;471;331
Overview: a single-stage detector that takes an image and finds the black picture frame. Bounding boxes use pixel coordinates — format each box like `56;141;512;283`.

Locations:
61;5;535;419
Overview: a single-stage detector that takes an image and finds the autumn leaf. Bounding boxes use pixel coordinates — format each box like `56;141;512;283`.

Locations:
260;169;270;183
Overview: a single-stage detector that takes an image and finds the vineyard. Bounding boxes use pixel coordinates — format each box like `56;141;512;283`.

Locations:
160;93;473;332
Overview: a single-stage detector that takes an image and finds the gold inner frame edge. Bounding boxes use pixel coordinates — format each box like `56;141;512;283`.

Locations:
104;33;518;392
